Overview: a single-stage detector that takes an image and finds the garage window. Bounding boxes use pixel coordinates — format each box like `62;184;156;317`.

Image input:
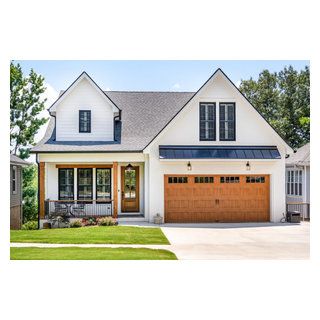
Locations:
168;177;188;183
246;176;265;183
220;176;239;183
195;177;214;183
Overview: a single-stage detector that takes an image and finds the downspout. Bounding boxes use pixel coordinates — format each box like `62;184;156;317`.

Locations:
113;110;121;141
36;153;40;229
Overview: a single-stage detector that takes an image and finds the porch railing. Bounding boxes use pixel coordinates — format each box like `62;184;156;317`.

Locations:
44;199;113;219
286;202;310;221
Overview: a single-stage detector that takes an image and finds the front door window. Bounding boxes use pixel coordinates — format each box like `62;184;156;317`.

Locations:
124;169;136;199
121;166;139;212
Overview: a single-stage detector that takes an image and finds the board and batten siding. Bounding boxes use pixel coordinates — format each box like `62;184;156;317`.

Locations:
55;78;114;141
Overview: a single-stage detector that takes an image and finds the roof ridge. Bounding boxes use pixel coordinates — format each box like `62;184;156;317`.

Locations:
105;90;195;93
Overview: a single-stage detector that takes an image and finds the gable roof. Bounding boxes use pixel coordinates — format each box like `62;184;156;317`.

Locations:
144;68;293;152
32;68;293;153
286;142;310;166
48;71;121;113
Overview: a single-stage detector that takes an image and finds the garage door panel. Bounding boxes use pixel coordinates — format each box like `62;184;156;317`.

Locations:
164;174;270;223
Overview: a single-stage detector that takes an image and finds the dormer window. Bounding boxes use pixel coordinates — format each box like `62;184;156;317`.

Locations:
79;110;91;133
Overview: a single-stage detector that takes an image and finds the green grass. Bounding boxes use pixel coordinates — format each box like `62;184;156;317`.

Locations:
10;226;169;245
10;247;177;260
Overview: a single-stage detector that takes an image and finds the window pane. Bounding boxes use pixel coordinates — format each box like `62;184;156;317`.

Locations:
96;169;111;200
59;169;74;200
78;169;92;200
200;103;215;140
219;103;235;140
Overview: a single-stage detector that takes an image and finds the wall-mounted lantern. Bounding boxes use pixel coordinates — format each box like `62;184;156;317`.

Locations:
187;161;192;171
246;161;251;171
125;163;133;171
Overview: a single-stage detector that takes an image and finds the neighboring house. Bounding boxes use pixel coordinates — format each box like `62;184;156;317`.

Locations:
286;143;310;218
31;69;293;227
10;154;30;229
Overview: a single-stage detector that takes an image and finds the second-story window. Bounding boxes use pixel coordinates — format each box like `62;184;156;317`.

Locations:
199;102;216;141
219;103;235;141
79;110;91;133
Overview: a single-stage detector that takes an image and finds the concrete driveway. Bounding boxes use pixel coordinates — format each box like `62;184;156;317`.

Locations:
160;222;310;259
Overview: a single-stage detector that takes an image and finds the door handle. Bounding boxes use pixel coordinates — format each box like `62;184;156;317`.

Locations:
215;199;219;205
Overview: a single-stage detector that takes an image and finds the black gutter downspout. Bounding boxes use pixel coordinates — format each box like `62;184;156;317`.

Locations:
113;110;121;141
35;154;40;230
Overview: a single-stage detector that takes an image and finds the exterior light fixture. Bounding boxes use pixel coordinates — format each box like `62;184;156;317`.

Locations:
246;161;251;171
125;163;133;171
187;161;192;171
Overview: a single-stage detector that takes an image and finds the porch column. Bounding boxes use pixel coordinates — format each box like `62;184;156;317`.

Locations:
39;162;45;219
113;162;118;218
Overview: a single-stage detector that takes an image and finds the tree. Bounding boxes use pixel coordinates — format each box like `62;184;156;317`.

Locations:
239;65;310;149
22;164;38;223
10;62;48;159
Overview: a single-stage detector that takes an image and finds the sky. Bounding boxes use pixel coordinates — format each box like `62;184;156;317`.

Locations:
14;60;309;161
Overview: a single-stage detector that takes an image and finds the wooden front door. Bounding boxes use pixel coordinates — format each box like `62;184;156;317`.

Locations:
164;174;270;223
121;166;139;212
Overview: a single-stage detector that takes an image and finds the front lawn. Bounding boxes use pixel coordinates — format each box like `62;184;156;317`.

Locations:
10;247;177;260
11;226;169;245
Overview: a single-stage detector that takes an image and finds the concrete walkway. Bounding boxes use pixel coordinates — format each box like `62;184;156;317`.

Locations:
11;222;310;259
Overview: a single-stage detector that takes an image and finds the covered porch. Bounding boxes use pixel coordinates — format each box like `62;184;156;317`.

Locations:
38;153;148;227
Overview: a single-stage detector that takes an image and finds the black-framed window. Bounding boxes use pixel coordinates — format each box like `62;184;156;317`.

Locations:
220;176;240;183
200;102;216;141
77;168;93;200
58;168;74;200
168;177;188;184
195;176;214;183
219;103;235;141
79;110;91;133
96;168;111;201
12;166;17;194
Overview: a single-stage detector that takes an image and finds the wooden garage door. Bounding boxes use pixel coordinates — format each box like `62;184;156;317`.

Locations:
164;175;270;222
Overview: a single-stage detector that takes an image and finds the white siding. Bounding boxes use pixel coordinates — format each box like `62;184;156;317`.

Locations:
55;78;114;141
145;71;288;223
148;72;284;147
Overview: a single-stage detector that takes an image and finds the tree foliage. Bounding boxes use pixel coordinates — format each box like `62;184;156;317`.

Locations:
10;62;48;159
22;165;38;223
239;65;310;149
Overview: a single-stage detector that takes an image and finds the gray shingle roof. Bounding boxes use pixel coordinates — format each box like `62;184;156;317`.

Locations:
286;143;310;166
10;154;31;166
31;91;195;152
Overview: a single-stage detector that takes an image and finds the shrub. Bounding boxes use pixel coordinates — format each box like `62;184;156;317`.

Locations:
97;217;118;226
70;220;82;228
81;217;98;226
22;220;38;230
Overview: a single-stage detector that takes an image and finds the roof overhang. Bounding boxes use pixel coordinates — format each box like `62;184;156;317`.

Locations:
48;72;121;114
159;145;281;160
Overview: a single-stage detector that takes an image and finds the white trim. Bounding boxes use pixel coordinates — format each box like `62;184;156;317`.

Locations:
49;72;119;113
12;165;17;194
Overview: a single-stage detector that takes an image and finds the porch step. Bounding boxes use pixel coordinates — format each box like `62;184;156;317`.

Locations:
117;215;147;222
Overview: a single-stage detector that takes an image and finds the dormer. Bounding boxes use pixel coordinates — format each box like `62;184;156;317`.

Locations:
49;72;120;142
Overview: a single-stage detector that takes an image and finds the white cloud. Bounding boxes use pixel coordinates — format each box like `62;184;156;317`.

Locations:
172;83;181;90
105;87;112;91
235;80;241;88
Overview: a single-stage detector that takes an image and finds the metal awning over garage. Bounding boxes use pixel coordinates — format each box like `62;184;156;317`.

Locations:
159;145;281;160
